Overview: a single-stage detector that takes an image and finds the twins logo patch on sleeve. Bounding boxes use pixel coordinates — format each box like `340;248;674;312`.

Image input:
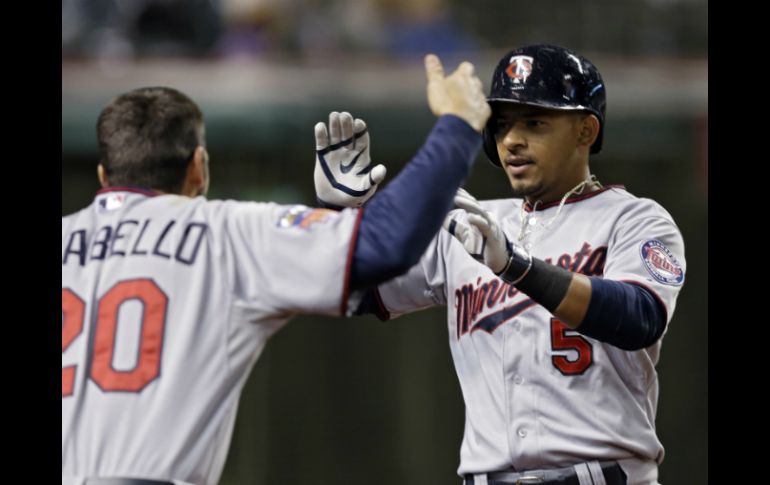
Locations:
277;206;337;230
640;239;684;285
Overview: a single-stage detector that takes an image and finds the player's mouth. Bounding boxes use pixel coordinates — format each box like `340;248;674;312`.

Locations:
504;156;534;175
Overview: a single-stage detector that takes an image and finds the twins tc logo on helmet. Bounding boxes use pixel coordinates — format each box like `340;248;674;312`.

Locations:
640;240;684;285
505;56;534;84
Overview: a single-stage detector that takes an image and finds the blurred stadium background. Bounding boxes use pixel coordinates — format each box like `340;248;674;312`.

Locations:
62;0;707;483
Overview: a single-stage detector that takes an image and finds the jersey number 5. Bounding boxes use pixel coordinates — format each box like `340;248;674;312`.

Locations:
550;318;593;375
62;279;168;397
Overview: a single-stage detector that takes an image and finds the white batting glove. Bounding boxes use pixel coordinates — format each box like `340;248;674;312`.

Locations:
441;209;485;261
313;111;387;208
443;188;510;272
443;189;533;284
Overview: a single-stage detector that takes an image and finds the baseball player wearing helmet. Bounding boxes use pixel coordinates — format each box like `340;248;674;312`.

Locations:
62;54;490;485
337;45;686;485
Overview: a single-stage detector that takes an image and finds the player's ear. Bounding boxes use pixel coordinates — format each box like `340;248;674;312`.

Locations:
97;164;109;188
577;114;600;148
185;146;209;196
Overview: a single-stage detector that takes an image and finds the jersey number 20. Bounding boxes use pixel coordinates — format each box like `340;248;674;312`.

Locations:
62;279;168;397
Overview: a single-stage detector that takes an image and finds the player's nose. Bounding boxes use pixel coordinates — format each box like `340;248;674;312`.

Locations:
501;125;527;151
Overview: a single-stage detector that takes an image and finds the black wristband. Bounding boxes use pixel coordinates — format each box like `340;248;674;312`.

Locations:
316;197;347;211
497;241;533;285
513;258;573;313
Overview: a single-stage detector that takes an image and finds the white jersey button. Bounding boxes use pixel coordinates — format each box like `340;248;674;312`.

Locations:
513;375;523;385
517;428;528;438
513;322;521;331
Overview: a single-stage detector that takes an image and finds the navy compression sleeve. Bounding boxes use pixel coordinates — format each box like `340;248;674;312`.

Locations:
349;115;481;291
579;278;667;350
512;259;666;350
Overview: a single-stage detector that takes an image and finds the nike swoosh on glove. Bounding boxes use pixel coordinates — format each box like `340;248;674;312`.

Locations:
314;111;387;209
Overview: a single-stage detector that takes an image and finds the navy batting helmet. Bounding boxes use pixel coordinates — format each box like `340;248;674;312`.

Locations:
483;44;607;166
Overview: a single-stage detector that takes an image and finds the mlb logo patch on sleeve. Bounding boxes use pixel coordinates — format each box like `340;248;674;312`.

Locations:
277;206;337;230
640;240;684;285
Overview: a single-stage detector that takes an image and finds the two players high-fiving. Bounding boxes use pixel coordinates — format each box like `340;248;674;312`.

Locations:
314;54;503;273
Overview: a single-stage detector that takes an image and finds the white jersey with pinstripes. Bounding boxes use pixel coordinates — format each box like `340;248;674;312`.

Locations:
375;186;686;485
62;187;360;485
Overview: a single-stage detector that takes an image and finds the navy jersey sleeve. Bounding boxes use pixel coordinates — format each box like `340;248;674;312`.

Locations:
349;115;481;291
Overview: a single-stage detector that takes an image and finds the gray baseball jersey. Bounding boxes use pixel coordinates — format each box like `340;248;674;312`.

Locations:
62;188;360;485
375;186;685;485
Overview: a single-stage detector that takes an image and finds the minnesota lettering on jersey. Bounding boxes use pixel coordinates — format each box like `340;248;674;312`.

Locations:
62;219;208;267
454;242;607;338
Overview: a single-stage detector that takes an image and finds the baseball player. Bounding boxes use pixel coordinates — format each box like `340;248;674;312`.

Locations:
62;54;490;485
333;45;686;485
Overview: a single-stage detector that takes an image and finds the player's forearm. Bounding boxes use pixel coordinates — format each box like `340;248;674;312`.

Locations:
514;259;666;350
349;115;481;291
552;272;592;327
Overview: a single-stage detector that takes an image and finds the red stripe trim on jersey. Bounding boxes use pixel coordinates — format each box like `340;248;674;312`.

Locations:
523;185;626;212
339;208;364;316
622;279;669;323
372;287;391;321
96;186;159;197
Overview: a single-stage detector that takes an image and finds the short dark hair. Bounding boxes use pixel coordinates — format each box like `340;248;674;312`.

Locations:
97;87;205;193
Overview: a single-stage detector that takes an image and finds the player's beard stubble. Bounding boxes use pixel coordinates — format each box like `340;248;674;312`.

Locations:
506;175;544;200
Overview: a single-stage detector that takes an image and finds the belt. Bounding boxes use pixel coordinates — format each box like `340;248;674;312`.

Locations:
465;461;627;485
83;479;175;485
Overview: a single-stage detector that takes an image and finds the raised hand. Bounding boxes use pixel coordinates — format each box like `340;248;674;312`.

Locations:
314;111;387;208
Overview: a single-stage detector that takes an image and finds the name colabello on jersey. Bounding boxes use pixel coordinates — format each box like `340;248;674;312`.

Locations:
62;218;208;266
